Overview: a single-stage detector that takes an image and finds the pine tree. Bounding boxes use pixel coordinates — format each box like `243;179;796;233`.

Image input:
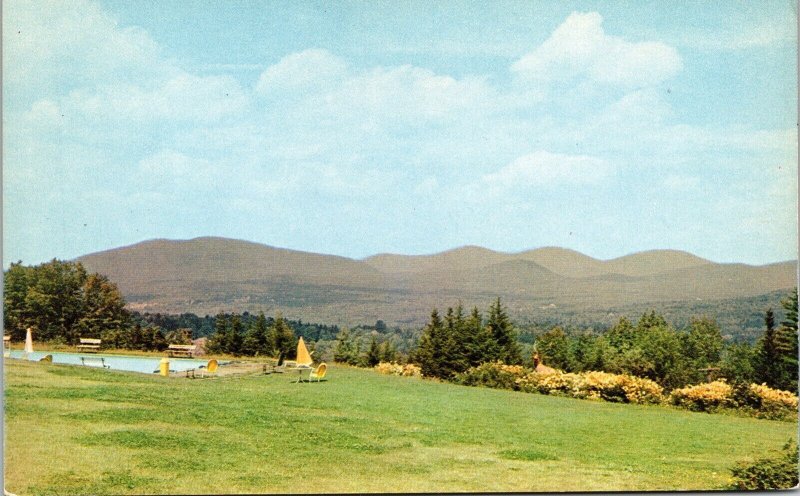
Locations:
444;305;469;373
205;313;230;354
228;315;244;356
486;298;522;364
379;341;397;363
267;312;296;359
535;327;570;370
606;316;636;350
416;308;459;378
242;311;270;356
333;328;358;364
465;306;496;366
756;308;783;388
776;289;798;391
366;335;381;367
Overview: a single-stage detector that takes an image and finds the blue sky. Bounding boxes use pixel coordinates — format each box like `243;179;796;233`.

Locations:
3;0;797;267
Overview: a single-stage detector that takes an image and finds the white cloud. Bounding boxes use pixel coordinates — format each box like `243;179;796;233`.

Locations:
483;151;613;188
3;0;171;101
255;49;348;95
59;73;249;123
512;12;682;87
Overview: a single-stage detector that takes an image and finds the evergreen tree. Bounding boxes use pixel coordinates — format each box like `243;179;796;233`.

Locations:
464;306;495;367
206;313;230;354
486;298;522;364
756;308;784;388
535;327;570;370
228;315;244;356
605;316;636;350
242;311;270;356
365;335;381;367
267;312;296;359
445;305;469;373
379;341;397;363
415;309;459;378
777;288;798;392
333;328;358;364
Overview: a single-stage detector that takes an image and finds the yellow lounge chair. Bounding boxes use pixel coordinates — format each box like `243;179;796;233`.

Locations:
201;359;218;378
308;363;327;382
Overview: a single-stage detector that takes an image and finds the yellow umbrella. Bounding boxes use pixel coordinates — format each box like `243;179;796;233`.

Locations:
296;337;313;367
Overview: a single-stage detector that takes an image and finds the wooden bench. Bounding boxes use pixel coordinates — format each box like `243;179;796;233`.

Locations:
77;338;101;352
80;356;109;368
168;344;197;358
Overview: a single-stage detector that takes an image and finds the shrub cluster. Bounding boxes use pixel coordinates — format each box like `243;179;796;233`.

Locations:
669;379;733;412
455;362;664;405
668;380;798;421
729;441;798;490
454;362;525;390
516;369;663;405
374;362;422;377
732;383;799;421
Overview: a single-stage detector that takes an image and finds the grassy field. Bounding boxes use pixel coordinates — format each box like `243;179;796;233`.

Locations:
4;358;796;494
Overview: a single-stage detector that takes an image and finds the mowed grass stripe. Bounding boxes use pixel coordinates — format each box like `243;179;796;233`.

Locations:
4;360;796;494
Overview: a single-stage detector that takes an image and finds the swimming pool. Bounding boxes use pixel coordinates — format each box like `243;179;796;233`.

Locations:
6;350;216;374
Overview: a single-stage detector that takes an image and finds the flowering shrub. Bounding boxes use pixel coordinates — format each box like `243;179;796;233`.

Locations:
669;380;733;412
455;362;526;390
434;361;794;420
622;376;665;405
515;370;663;405
748;383;798;410
374;362;422;377
732;383;799;421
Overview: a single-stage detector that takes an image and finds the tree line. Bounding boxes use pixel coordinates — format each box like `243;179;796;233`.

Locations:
4;260;130;343
4;259;797;393
533;289;797;392
409;291;797;393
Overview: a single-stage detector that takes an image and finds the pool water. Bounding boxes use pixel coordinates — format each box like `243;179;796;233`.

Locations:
6;350;217;374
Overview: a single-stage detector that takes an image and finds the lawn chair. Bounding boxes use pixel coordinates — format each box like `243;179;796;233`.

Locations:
185;359;218;378
199;359;218;378
308;363;327;382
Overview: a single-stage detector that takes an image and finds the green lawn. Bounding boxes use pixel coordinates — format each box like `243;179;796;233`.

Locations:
4;359;796;494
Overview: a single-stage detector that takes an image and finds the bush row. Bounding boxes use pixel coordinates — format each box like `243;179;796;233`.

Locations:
452;362;798;420
670;380;798;420
374;362;422;377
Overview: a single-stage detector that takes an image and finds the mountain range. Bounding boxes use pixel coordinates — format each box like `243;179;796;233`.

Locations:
75;237;798;334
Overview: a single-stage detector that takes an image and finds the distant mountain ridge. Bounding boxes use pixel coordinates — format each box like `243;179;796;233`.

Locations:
76;237;797;327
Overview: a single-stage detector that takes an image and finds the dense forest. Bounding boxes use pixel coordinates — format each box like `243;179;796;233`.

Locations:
4;259;797;392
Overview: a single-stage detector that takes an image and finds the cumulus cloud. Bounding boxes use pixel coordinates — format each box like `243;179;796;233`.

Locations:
3;0;170;104
61;73;249;123
3;3;794;265
483;151;613;188
512;12;682;87
255;49;348;95
254;48;496;128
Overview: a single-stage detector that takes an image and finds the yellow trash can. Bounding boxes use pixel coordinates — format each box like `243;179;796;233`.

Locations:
160;357;170;377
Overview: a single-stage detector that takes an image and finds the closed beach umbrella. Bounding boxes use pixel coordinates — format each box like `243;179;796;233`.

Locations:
296;337;313;367
24;327;34;355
